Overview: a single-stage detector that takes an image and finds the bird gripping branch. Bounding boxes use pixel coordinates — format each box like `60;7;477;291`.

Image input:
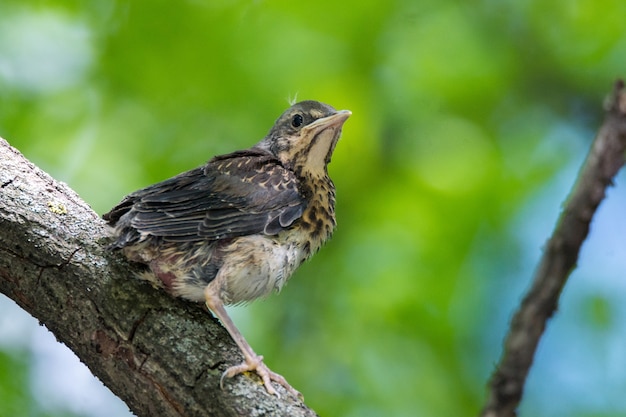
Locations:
103;100;351;398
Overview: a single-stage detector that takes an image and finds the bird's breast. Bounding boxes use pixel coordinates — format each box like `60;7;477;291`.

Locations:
287;174;336;258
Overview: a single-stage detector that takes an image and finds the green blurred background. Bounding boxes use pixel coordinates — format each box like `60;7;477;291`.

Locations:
1;1;626;416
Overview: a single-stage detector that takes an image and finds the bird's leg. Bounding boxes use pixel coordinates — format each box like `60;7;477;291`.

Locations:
204;286;302;399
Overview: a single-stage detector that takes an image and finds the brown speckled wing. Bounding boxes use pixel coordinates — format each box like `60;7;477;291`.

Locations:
103;149;305;244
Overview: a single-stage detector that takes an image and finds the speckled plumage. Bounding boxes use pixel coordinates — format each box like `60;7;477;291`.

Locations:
103;100;350;397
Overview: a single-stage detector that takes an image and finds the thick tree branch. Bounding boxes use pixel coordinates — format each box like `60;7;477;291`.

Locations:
480;80;626;417
0;137;318;417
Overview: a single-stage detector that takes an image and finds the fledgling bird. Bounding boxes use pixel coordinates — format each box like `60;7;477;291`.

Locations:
102;100;351;397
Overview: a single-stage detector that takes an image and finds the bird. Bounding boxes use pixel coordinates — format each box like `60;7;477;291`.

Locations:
102;100;351;398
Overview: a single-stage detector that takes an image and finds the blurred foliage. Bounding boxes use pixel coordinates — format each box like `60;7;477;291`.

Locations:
0;349;78;417
0;350;30;416
1;0;626;416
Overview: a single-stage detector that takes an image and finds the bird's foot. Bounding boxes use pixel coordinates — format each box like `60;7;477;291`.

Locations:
220;354;302;399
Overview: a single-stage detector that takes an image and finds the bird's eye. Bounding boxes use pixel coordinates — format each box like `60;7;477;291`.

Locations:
291;114;304;128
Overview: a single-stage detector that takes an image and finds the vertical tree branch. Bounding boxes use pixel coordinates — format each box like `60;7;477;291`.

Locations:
480;80;626;417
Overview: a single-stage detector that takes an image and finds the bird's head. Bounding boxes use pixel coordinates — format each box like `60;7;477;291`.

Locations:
259;100;351;177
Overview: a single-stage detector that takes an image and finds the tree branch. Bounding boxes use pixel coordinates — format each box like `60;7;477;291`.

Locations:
0;137;318;417
480;80;626;417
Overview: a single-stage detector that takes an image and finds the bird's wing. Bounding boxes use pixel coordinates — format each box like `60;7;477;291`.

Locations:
104;150;306;243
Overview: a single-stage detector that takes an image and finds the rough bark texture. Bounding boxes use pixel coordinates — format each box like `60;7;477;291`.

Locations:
479;81;626;417
0;137;318;417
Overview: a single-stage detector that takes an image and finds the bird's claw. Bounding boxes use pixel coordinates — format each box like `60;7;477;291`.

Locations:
220;354;302;400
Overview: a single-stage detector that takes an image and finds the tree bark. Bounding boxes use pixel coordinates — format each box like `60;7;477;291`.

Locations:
0;137;318;417
479;81;626;417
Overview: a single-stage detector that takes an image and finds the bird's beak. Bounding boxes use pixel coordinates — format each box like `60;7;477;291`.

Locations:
298;110;351;170
302;110;352;136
